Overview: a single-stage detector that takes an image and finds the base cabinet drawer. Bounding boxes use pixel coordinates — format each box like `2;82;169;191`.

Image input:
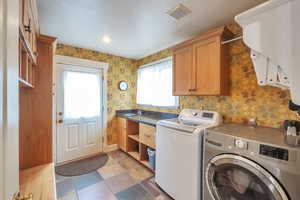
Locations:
139;124;156;149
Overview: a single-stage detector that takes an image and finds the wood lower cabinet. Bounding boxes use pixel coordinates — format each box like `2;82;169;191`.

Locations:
117;117;139;152
172;26;233;96
139;124;156;149
117;117;156;171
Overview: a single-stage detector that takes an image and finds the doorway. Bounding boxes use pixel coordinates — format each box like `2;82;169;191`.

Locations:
54;56;108;164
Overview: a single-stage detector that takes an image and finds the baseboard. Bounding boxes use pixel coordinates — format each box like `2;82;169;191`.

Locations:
103;144;118;152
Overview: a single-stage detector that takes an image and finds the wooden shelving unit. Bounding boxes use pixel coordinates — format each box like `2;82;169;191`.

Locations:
127;127;155;172
118;117;155;172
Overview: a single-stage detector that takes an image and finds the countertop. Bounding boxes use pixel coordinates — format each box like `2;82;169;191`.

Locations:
116;109;178;126
207;123;297;149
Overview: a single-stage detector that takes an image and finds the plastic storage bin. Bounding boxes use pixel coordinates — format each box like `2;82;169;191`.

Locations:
147;148;156;170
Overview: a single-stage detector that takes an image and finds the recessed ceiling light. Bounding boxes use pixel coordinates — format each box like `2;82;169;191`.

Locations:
102;36;111;43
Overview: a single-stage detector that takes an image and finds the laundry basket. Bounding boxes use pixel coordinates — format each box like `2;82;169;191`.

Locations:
147;148;156;170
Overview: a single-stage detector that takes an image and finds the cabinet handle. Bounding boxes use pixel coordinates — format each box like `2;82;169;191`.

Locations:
189;89;197;92
24;19;32;33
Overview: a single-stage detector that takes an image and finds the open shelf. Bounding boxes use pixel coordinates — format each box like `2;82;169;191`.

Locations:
128;135;139;142
140;160;152;170
127;151;140;160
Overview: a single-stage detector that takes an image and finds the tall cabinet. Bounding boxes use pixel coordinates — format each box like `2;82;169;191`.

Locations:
19;0;57;170
172;26;233;96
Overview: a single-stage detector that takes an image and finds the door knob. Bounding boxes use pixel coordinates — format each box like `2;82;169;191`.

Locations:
58;119;63;123
12;192;33;200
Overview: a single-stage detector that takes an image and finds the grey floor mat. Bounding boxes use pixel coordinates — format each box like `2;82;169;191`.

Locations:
55;153;108;176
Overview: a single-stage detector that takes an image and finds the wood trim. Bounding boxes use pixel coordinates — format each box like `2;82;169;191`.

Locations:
171;26;233;51
38;34;57;45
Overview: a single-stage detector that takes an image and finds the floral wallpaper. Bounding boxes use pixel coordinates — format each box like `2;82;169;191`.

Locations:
56;22;299;145
56;44;137;144
136;23;299;128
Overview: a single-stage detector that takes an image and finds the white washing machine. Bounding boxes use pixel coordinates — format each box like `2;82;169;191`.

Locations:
203;123;300;200
156;109;222;200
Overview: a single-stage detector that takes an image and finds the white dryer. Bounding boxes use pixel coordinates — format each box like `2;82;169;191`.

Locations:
155;109;222;200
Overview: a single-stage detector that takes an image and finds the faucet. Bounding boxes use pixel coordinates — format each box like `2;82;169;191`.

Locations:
137;110;142;116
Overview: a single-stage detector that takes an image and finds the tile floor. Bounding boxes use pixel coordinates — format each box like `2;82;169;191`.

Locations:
56;150;173;200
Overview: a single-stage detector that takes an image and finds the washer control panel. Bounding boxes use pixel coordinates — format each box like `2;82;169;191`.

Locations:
259;144;289;161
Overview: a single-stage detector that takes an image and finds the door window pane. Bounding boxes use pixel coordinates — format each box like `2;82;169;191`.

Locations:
64;71;101;119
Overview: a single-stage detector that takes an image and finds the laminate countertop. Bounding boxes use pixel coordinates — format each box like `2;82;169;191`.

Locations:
116;109;178;126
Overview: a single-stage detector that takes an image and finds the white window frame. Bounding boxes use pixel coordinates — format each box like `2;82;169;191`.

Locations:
137;56;179;108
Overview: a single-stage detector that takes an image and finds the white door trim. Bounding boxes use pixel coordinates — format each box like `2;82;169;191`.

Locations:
0;0;20;199
54;55;109;164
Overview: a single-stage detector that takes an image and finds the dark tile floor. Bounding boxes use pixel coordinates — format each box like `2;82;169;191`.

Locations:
56;150;173;200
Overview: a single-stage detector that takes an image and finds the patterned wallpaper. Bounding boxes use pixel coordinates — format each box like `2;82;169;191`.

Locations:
136;23;299;128
56;44;137;144
56;22;299;145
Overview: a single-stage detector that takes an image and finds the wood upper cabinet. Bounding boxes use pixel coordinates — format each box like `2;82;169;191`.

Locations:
172;26;233;96
19;0;39;87
173;45;193;95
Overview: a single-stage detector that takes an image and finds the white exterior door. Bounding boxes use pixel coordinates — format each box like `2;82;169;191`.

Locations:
56;64;103;163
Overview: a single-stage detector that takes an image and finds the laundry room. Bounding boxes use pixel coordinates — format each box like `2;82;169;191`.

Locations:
1;0;299;199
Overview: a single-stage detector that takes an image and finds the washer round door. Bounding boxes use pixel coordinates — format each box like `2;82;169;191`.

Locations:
206;154;289;200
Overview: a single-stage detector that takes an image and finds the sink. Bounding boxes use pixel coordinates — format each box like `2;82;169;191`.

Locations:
122;113;137;117
128;115;157;125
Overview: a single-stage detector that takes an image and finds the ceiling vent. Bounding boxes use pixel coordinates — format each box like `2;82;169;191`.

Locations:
166;3;192;20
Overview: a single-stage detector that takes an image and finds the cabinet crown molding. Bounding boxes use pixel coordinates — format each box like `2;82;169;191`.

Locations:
171;26;234;51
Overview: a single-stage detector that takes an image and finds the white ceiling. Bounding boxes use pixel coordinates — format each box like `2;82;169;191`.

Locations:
37;0;266;59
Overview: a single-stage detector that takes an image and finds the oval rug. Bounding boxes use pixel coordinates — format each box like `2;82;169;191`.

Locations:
55;153;109;176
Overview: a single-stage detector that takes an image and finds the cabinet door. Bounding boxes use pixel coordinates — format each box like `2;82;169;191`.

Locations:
139;124;156;149
118;128;126;151
22;0;31;42
193;37;221;95
173;45;193;95
117;118;127;151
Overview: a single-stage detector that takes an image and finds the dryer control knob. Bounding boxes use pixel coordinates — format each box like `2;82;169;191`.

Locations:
235;139;248;149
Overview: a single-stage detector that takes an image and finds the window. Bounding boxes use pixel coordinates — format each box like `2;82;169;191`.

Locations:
137;57;179;107
64;71;101;119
